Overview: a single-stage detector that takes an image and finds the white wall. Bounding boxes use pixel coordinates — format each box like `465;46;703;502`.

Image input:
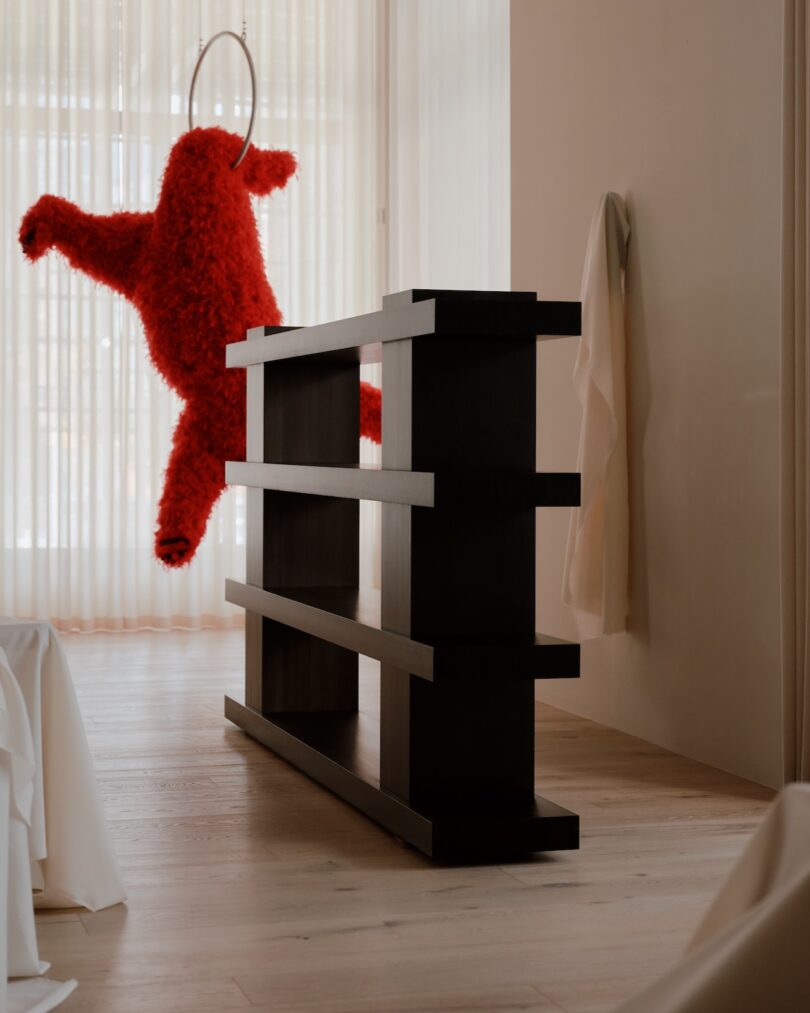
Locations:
511;0;784;787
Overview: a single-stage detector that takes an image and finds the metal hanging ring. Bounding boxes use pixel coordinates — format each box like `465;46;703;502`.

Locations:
188;30;257;169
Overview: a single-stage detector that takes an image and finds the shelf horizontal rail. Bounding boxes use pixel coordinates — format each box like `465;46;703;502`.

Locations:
225;580;580;681
226;296;581;368
226;462;433;506
226;462;581;509
224;696;580;859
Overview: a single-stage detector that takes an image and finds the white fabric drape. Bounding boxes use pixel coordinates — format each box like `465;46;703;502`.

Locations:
616;785;810;1012
562;192;631;638
0;619;125;911
0;644;79;1011
0;0;384;630
782;0;810;781
0;646;40;983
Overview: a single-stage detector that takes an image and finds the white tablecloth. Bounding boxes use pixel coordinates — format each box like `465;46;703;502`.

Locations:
0;619;125;911
1;619;126;1012
1;645;76;1012
616;783;810;1012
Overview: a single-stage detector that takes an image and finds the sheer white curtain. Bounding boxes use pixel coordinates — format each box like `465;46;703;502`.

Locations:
363;0;509;589
0;0;384;630
388;0;510;291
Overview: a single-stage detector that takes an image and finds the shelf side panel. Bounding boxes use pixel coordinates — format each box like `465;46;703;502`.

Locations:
380;328;539;814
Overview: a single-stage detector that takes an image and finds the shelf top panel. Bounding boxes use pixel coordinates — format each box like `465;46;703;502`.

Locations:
381;288;539;308
226;292;581;368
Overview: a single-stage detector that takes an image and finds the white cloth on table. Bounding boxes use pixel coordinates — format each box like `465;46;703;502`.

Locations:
562;191;631;638
615;784;810;1012
3;978;79;1013
0;619;125;912
0;645;41;981
1;645;77;1012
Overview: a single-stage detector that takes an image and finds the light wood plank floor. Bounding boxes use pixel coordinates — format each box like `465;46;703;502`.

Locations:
37;630;774;1013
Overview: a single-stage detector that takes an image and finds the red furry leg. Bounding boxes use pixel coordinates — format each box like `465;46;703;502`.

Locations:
360;381;381;444
156;382;376;567
155;403;230;567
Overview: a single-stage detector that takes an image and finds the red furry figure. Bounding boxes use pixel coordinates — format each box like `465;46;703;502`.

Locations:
20;126;382;567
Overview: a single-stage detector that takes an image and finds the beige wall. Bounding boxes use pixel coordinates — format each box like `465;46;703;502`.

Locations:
511;0;784;787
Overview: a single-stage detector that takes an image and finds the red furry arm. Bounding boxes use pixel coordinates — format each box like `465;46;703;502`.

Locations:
360;381;381;444
19;195;153;300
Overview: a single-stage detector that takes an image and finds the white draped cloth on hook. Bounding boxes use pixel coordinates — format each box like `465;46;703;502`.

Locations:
562;192;631;637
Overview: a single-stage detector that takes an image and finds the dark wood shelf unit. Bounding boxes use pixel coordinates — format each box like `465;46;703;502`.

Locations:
225;288;582;860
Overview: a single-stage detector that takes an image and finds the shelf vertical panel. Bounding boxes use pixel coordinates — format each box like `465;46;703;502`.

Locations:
380;313;538;814
246;354;360;714
245;360;267;712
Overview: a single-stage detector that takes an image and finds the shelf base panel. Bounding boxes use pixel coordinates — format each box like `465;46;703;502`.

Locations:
225;695;580;860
